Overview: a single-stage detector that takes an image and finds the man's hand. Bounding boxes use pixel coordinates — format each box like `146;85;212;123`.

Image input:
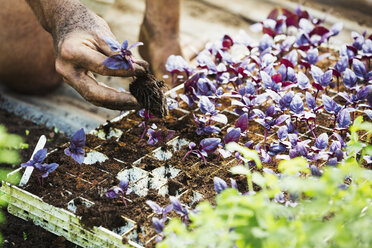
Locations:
26;0;148;110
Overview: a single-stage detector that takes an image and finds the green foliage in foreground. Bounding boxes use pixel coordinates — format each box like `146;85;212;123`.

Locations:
158;117;372;248
0;125;23;244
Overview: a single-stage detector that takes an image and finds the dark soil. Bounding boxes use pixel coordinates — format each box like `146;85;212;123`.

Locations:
130;73;168;118
0;108;68;168
0;108;77;248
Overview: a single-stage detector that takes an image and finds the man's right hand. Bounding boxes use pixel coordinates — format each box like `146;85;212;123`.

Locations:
26;0;148;110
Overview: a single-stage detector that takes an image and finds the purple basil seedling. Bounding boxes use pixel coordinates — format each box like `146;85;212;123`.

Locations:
183;138;221;165
147;128;175;146
106;180;131;207
152;217;166;242
64;128;85;165
166;55;192;86
322;95;342;128
21;148;59;185
102;37;143;71
170;196;189;223
146;200;173;220
255;104;289;145
193;96;227;135
213;177;239;194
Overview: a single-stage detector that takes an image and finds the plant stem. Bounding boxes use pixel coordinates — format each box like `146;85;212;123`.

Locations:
138;125;148;144
306;121;316;139
121;195;127;207
198;151;207;165
333;114;337;129
315;89;319;101
182;150;193;161
264;128;267;145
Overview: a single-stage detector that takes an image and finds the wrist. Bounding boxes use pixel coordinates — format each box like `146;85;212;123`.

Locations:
26;0;101;45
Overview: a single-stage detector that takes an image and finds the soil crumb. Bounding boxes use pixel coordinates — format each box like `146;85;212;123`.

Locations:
130;73;168;118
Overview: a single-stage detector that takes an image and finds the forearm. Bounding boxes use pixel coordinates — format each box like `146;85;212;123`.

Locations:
25;0;103;43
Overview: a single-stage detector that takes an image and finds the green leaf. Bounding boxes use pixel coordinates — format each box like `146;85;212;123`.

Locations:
226;142;262;168
230;165;251;175
278;157;309;175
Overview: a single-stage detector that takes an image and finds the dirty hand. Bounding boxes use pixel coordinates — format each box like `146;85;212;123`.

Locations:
26;0;148;110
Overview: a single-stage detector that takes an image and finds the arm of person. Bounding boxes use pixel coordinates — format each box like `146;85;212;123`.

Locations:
25;0;148;110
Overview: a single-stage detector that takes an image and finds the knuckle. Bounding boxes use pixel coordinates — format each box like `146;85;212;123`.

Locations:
59;41;77;60
55;60;65;75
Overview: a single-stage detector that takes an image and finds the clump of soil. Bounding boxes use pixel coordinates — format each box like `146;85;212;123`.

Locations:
130;73;168;118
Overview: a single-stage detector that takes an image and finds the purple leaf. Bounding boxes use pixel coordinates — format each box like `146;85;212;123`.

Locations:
253;109;265;119
204;126;221;134
310;165;322;177
102;36;121;52
290;94;304;114
310;65;323;83
122;40;128;50
164;204;173;214
224;128;241;144
279;92;295;110
330;22;343;36
103;55;127;70
152;217;164;234
305;48;318;64
362;39;372;55
119;180;129;192
211;114;228;124
352;32;365;50
146;200;162;214
315;133;328;150
266;105;276;117
356;85;372;101
41;163;59;178
189;142;196;150
128;42;144;50
166;55;190;74
284;50;298;66
277;126;288;140
297;72;310;90
65;128;85;164
337;109;351;129
320;70;333;87
199;96;215;114
259;34;273;52
33;148;47;164
335;56;348;73
213;177;228;194
260;71;277;90
106;187;121;199
322;95;341;114
306;92;316;110
275;115;289;126
365;110;372;120
200;138;221;154
235;113;249;132
353;59;367;79
170;196;188;217
343;68;357;89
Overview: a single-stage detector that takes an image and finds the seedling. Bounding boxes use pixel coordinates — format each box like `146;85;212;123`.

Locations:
106;180;131;207
21;148;59;185
64;128;86;164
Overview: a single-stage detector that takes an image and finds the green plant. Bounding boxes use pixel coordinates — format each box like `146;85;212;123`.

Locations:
158;119;372;248
0;125;23;244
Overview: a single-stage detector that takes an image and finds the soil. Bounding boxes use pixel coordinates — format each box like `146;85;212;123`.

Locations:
130;73;168;118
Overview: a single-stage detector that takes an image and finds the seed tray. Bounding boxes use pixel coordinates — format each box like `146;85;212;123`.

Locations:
1;81;353;247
